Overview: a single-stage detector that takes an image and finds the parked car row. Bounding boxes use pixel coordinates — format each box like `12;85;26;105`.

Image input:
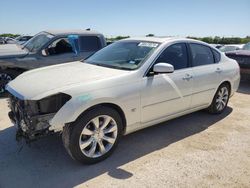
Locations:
4;32;240;164
210;44;245;52
0;35;33;45
219;44;243;52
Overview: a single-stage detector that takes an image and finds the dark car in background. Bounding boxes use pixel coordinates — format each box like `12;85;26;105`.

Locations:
226;42;250;80
0;37;6;44
0;29;106;94
0;36;33;45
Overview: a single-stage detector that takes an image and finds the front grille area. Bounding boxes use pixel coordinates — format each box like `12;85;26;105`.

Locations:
8;94;55;140
8;92;71;140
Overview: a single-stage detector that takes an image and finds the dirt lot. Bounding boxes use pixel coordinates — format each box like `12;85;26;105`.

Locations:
0;81;249;188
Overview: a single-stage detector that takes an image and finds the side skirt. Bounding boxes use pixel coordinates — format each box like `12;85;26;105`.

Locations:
124;104;209;135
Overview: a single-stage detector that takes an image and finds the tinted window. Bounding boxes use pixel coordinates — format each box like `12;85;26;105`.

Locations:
190;44;214;66
155;43;188;70
212;49;221;63
79;36;101;52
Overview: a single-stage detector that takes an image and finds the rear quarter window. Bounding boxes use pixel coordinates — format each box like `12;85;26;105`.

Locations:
79;36;101;52
212;49;221;63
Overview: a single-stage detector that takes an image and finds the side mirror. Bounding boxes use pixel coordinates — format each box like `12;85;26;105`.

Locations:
153;62;174;74
41;49;48;56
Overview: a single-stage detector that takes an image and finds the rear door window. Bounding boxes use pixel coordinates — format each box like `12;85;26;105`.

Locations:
79;36;101;52
190;43;214;66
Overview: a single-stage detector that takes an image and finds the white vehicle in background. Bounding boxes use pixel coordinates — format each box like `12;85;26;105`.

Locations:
219;44;244;53
210;44;223;49
6;37;240;164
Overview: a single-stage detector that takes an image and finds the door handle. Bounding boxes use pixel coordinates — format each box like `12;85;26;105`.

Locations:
182;74;193;81
215;68;222;73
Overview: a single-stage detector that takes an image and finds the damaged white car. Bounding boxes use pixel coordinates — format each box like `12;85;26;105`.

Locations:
6;37;240;164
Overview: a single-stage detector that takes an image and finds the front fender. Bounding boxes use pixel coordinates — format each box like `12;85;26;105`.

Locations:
49;81;141;132
49;95;125;131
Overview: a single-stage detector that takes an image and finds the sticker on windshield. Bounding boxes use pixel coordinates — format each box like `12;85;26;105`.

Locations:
138;42;158;48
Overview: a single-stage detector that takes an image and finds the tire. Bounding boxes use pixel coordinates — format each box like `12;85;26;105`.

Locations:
0;69;20;96
207;83;230;114
62;106;123;164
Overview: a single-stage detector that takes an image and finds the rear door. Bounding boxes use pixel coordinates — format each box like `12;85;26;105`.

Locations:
188;43;222;108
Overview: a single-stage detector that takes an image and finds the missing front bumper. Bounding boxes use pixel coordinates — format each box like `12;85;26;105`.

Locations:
8;110;56;141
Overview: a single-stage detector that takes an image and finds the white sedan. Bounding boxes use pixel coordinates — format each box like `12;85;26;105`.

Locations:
6;37;240;164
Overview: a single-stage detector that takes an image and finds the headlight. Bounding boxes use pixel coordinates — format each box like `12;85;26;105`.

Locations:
37;93;71;114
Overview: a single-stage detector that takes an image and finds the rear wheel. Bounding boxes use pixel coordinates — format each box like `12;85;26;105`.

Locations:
208;83;230;114
62;106;123;164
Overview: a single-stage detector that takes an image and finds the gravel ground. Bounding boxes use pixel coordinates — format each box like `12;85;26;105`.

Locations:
0;81;249;188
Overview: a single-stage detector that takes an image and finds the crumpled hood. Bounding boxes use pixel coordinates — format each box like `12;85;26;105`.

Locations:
0;44;28;59
7;62;129;100
226;50;250;56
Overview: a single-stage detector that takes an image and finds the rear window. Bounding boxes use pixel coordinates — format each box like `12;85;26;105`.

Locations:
79;36;101;52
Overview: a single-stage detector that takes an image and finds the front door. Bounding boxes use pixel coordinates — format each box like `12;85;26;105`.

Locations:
141;43;193;123
37;37;77;68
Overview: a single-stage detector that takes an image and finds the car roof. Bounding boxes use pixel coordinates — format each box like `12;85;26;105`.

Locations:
44;29;102;36
122;37;176;43
122;37;211;45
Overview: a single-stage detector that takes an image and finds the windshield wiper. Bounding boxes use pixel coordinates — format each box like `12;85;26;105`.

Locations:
88;62;132;70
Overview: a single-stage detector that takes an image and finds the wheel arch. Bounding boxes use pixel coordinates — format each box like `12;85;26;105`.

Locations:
74;103;127;135
219;80;232;96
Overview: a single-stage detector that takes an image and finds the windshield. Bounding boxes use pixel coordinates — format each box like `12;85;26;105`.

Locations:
24;32;54;52
243;43;250;50
85;41;159;70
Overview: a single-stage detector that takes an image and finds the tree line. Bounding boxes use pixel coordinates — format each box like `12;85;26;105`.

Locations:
107;35;250;44
187;36;250;44
1;33;250;44
0;33;20;38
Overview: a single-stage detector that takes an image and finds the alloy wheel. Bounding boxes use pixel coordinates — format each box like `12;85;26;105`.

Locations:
215;86;229;111
79;115;118;158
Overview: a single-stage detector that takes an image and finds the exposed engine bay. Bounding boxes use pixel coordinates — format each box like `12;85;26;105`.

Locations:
8;93;71;141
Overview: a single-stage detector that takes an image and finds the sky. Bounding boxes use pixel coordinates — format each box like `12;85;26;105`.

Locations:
0;0;249;37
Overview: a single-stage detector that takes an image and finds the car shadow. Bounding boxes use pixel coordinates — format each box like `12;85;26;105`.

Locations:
237;80;250;94
0;107;232;188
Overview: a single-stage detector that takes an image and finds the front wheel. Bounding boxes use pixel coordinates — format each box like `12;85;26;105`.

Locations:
0;69;19;96
208;83;230;114
62;106;123;164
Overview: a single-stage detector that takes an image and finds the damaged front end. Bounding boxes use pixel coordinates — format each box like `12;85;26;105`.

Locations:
8;93;71;141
